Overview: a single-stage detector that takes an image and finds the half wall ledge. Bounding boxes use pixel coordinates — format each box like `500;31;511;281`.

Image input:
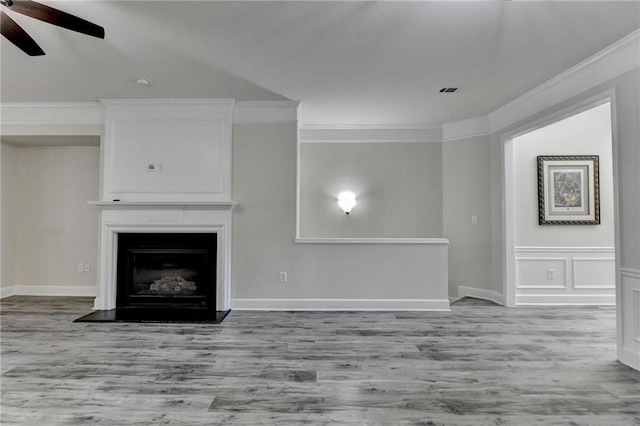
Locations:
294;237;449;244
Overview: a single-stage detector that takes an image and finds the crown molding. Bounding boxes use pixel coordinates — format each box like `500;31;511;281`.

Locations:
441;116;490;142
438;30;639;141
488;29;640;134
1;102;103;127
2;30;637;139
0;99;301;133
99;98;235;106
234;100;300;124
299;124;442;143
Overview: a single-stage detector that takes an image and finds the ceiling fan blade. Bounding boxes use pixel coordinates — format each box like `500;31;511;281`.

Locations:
9;0;104;39
1;10;44;56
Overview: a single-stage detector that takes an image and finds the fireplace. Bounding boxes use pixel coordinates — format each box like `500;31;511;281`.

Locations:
115;233;218;321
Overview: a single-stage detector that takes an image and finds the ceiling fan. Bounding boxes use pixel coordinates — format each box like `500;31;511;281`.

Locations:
0;0;104;56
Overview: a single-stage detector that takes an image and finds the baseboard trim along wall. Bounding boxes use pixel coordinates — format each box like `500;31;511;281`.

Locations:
0;286;16;299
516;294;615;305
1;285;97;298
619;268;640;370
231;298;451;311
457;286;505;306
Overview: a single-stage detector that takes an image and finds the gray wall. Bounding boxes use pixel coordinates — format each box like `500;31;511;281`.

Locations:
232;123;448;302
442;135;492;295
2;144;100;289
232;123;299;298
299;142;442;238
1;143;18;289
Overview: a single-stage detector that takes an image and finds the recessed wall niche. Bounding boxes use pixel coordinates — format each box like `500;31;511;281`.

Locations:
298;141;443;238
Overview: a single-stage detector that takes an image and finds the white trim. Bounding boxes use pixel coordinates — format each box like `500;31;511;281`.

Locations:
0;99;301;132
0;102;103;126
0;286;16;299
501;92;615;143
234;101;300;124
634;289;640;344
95;221;232;312
299;125;442;143
9;285;97;297
295;237;449;245
489;30;639;133
88;201;236;208
100;98;236;107
442;116;490;142
515;246;615;253
619;268;640;369
516;294;616;306
503;135;517;307
231;298;451;311
621;268;640;280
457;286;505;306
619;347;640;370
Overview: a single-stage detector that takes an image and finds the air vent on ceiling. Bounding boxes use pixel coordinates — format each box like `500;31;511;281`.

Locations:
439;87;459;93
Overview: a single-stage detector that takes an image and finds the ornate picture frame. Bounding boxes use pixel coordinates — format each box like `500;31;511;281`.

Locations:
537;155;600;225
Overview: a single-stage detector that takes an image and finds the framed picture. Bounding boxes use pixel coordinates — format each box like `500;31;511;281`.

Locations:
537;155;600;225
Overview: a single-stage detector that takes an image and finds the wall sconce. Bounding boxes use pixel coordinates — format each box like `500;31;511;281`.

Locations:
337;191;356;215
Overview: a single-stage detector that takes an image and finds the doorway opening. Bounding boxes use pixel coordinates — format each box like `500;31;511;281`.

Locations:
503;96;617;307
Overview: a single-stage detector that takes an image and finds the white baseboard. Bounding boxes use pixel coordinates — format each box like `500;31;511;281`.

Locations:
457;286;505;306
620;268;640;371
231;298;451;311
0;286;16;299
516;294;615;305
618;347;640;371
8;285;97;297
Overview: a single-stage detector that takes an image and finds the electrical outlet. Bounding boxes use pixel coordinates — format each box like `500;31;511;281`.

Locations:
78;263;85;272
147;163;163;173
471;215;479;225
547;269;555;280
84;264;90;272
279;272;288;283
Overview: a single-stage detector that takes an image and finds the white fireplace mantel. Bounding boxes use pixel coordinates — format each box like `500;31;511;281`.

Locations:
91;202;234;312
89;201;236;209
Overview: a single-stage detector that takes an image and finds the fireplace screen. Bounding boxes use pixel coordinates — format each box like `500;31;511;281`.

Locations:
130;251;207;297
117;233;216;309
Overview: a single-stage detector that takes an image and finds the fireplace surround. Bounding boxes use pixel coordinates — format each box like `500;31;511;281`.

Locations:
90;201;234;317
87;99;235;320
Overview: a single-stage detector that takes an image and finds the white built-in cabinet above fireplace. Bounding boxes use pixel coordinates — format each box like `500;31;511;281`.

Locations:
100;99;234;203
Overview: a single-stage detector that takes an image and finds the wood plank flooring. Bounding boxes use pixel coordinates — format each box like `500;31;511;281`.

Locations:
2;296;639;425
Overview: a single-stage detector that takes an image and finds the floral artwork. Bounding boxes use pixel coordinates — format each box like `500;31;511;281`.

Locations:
537;156;600;225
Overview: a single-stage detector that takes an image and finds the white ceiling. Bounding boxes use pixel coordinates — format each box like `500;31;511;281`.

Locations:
1;1;639;126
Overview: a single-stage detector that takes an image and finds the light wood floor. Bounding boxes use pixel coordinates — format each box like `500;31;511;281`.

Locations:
1;296;639;425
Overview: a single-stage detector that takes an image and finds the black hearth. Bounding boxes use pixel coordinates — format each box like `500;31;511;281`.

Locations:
115;233;218;321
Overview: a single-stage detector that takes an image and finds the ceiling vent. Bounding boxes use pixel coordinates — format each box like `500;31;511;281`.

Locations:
439;87;459;93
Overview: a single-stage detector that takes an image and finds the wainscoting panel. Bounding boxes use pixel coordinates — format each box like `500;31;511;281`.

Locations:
516;258;567;288
573;258;616;289
619;268;640;370
515;247;615;305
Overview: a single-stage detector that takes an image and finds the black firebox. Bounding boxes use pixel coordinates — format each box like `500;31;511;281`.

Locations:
116;233;217;321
